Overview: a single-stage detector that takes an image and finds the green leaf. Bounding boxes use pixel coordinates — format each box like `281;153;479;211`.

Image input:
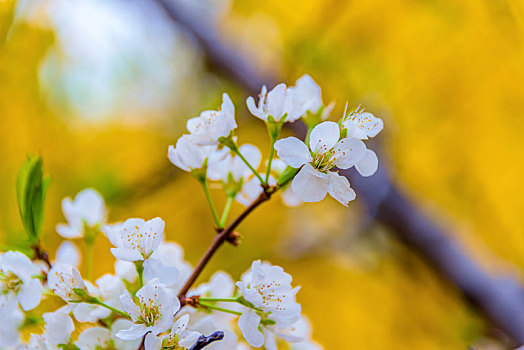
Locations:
16;155;50;242
277;166;299;187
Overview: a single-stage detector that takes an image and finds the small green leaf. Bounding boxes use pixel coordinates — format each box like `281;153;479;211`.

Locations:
16;155;50;242
277;166;299;187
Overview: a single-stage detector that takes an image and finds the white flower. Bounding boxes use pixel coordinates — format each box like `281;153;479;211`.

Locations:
274;121;366;205
56;188;106;239
106;217;165;262
0;251;43;311
18;334;49;350
288;75;322;114
115;260;138;283
186;93;237;145
270;159;303;207
117;279;179;340
0;294;23;348
145;314;201;350
355;148;379;177
42;309;75;346
76;327;112;349
207;144;262;183
54;241;81;269
236;260;301;319
168;134;217;172
47;263;87;302
342;109;383;140
246;84;306;123
148;242;190;290
238;309;303;350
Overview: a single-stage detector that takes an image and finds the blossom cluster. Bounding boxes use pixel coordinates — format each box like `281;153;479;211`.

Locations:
1;190;318;349
168;74;382;207
1;75;382;349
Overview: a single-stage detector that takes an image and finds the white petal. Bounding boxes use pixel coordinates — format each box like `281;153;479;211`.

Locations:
356;149;379;177
333;138;366;169
119;290;141;321
238;309;265;348
309;121;340;153
55;241;81;268
291;164;329;202
77;327;112;349
328;172;356;206
267;83;287;120
143;258;179;287
1;251;37;280
246;96;264;120
116;323;149;340
55;223;83;239
43;311;75;346
274;137;311;168
144;333;162;350
221;92;235;116
17;279;43;311
111;248;143;262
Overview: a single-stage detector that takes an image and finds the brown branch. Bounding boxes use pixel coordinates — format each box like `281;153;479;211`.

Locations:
31;242;51;269
177;189;272;302
152;0;524;345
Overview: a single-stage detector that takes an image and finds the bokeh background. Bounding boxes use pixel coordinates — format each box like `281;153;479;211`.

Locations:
1;0;524;348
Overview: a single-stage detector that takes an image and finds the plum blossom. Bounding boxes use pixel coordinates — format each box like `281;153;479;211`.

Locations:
168;134;217;172
0;294;23;348
186;93;237;145
42;309;75;346
56;188;106;239
54;240;81;268
106;217;165;262
149;242;192;291
47;263;87;302
207;144;263;205
236;260;301;319
341;107;383;140
145;314;201;350
246;83;306;123
117;279;179;340
0;251;43;311
274;121;366;205
289;75;322;114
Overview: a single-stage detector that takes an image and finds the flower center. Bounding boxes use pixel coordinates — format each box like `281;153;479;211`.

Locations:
311;150;336;173
138;301;161;327
1;273;22;292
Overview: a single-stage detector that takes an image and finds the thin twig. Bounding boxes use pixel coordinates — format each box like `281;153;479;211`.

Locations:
177;189;272;301
31;242;51;269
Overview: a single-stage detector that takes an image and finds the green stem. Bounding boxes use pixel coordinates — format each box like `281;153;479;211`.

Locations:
200;180;221;227
198;297;241;303
219;196;234;228
135;261;144;288
233;149;265;185
93;299;131;319
198;301;242;316
265;138;276;184
85;239;94;280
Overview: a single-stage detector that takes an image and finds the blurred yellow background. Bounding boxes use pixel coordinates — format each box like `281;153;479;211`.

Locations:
1;0;524;348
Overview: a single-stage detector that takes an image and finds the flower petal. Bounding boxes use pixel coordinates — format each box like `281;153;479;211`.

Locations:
115;323;149;340
333;138;366;169
328;172;356;206
274;137;311;168
309;121;340;153
238;309;265;348
291;164;329;202
110;248;143;262
17;278;43;311
356;149;379;177
144;333;162;350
